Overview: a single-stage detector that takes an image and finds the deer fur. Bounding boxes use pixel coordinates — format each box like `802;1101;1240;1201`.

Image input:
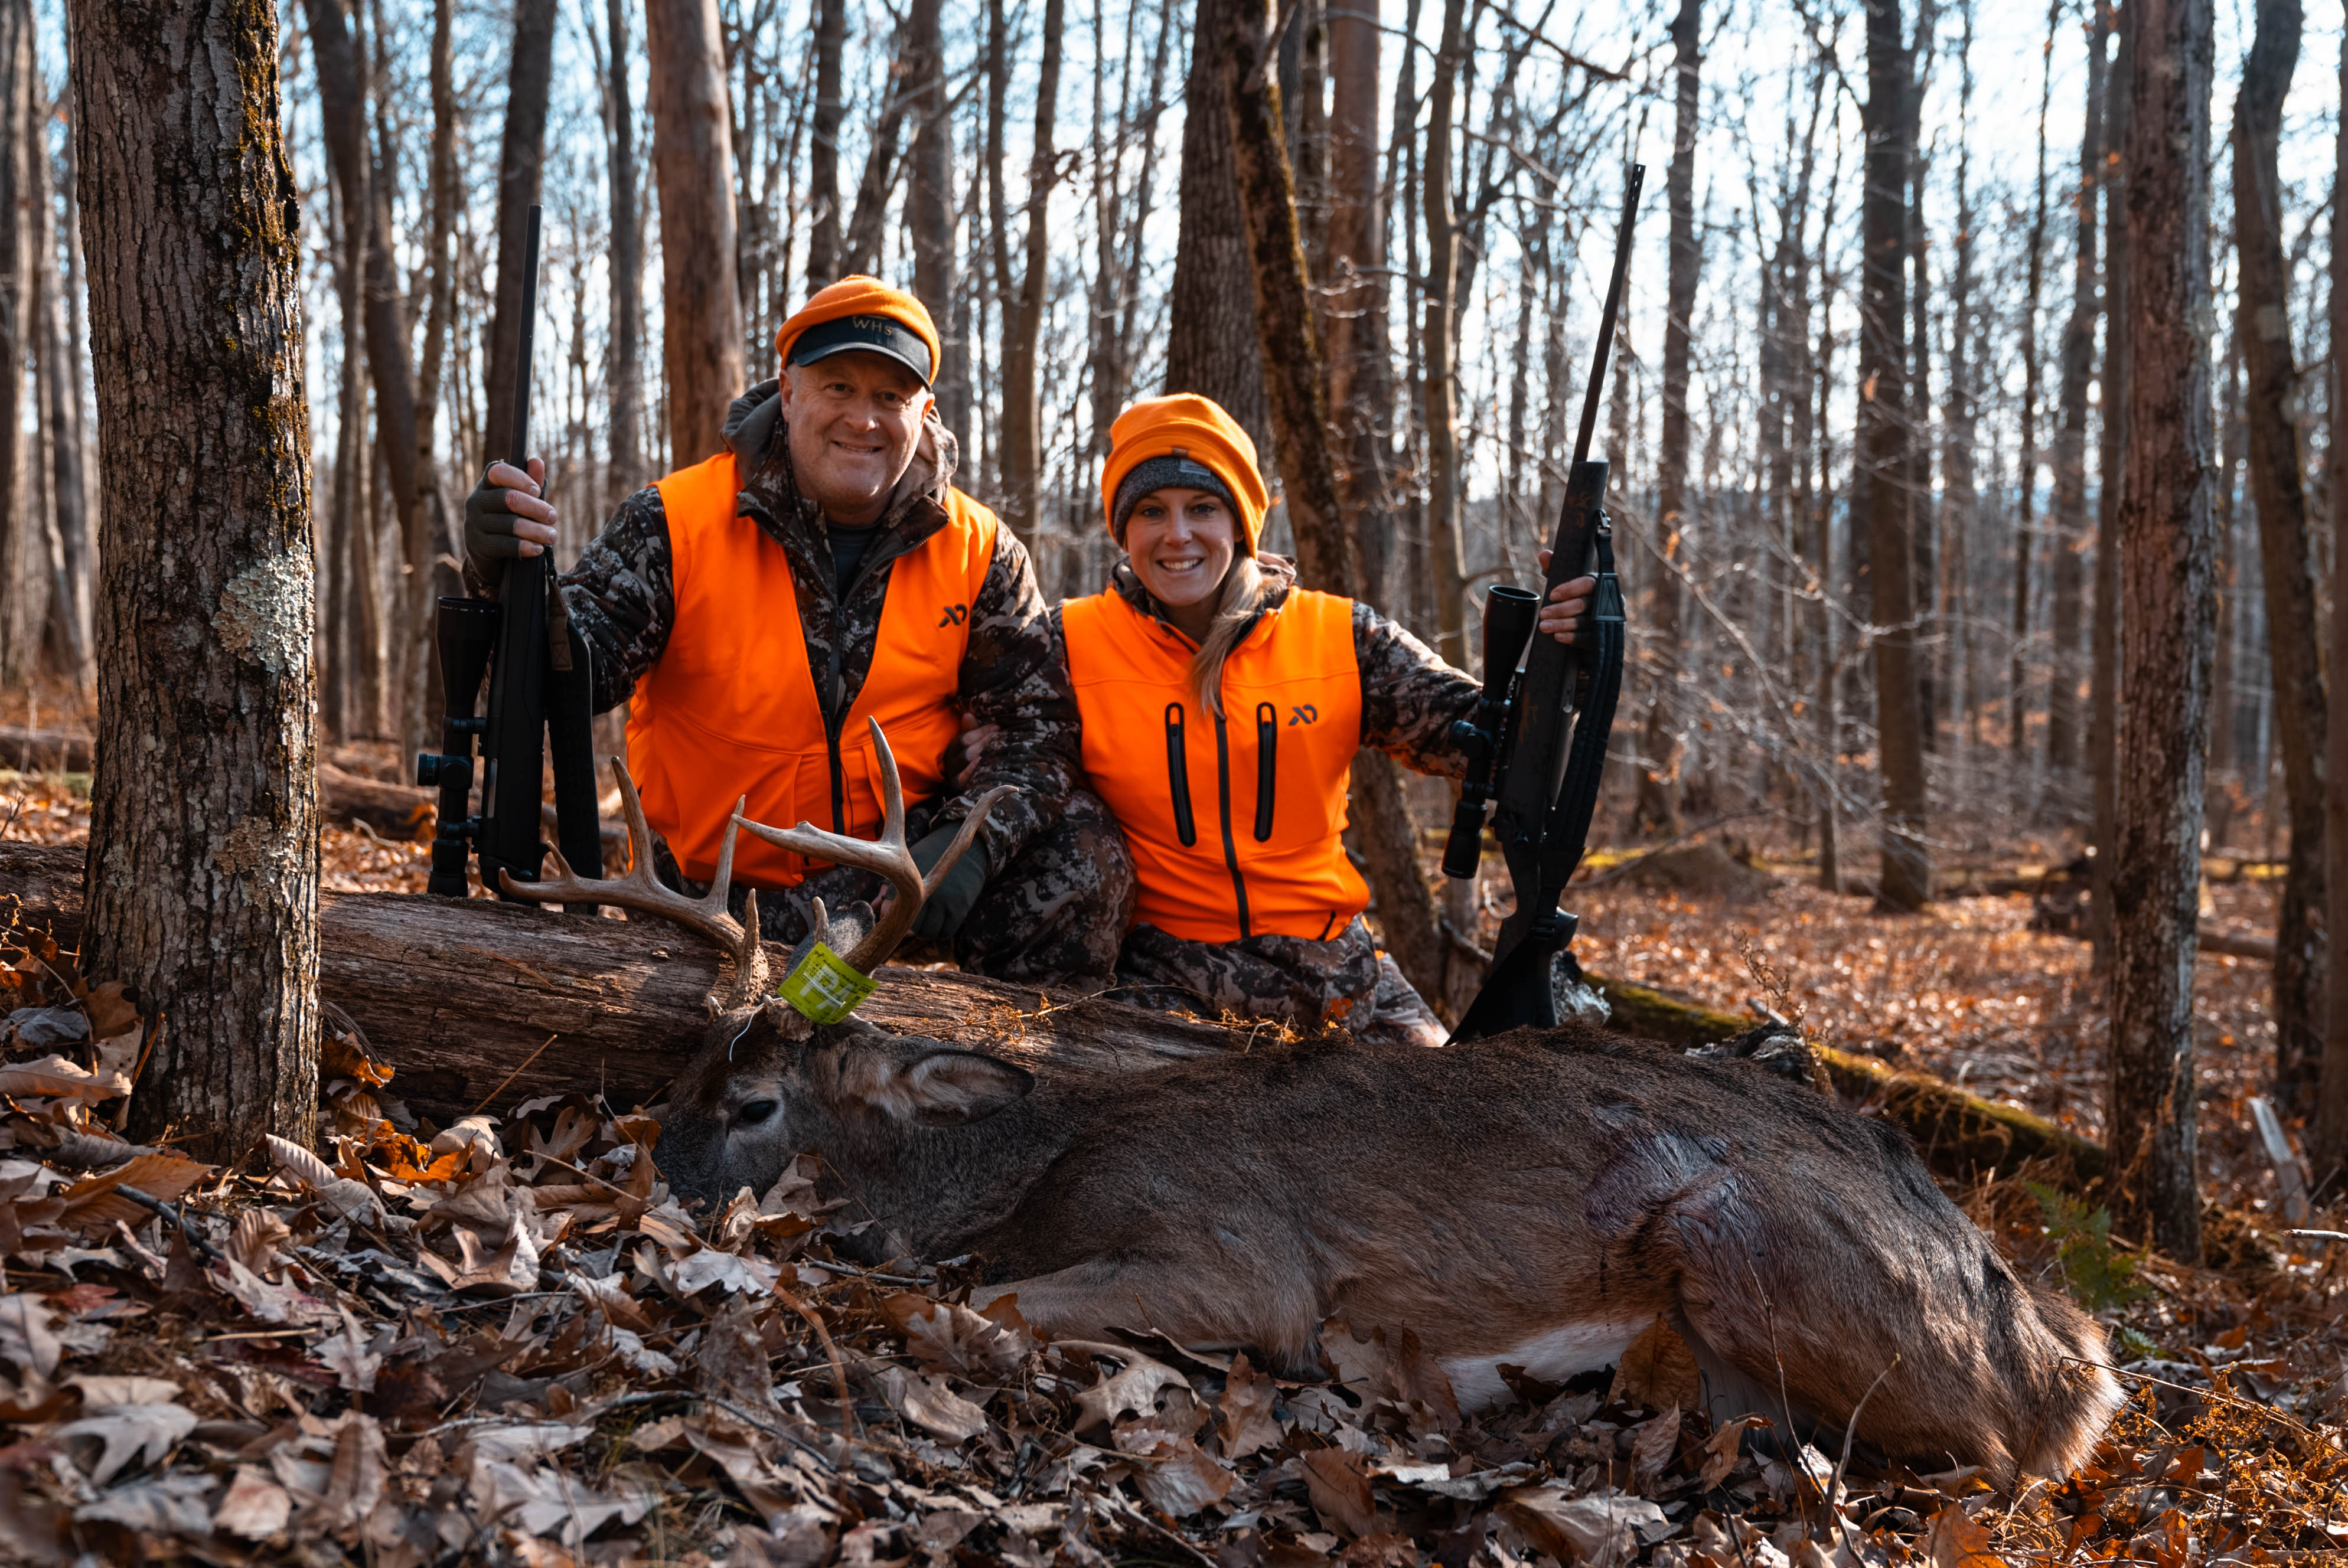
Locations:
656;1008;2122;1485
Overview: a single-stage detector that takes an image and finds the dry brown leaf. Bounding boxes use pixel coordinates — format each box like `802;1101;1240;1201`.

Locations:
879;1292;1034;1379
1925;1504;2007;1568
1499;1484;1671;1564
211;1464;291;1540
1218;1351;1285;1458
0;1054;126;1101
55;1152;210;1234
1631;1402;1682;1489
1067;1341;1191;1434
1302;1446;1376;1538
874;1364;989;1442
0;1291;60;1381
1125;1430;1234;1517
697;1293;780;1417
1607;1314;1701;1412
1700;1413;1770;1489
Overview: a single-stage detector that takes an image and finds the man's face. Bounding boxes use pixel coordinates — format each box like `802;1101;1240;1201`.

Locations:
777;352;935;526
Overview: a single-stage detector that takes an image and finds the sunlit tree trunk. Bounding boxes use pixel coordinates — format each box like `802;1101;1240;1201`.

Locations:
2109;0;2215;1263
1166;0;1271;456
1639;0;1700;838
604;0;646;498
2315;23;2348;1188
70;0;319;1163
995;0;1062;545
646;0;746;465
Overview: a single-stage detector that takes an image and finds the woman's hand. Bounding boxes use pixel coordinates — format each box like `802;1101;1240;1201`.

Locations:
1535;551;1598;644
944;711;1000;789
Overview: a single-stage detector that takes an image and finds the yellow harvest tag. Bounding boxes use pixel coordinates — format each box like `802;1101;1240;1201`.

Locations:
776;940;878;1025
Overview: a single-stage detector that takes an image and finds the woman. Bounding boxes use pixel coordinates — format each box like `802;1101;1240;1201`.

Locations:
1030;393;1589;1043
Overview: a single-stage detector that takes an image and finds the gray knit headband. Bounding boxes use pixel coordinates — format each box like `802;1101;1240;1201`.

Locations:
1111;455;1238;540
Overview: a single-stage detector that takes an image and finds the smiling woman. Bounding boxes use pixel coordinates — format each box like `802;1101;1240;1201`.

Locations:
1041;394;1595;1044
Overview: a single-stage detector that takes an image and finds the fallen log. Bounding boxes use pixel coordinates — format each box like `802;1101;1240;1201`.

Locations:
1;839;2111;1183
0;726;92;772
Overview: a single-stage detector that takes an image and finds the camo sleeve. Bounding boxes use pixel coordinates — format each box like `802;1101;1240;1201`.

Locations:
563;489;679;715
937;525;1080;870
1355;599;1478;780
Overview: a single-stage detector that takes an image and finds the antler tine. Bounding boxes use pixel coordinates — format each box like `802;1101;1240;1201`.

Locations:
503;762;768;1008
919;785;1016;900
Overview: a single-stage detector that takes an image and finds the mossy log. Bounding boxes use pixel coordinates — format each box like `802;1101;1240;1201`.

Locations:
1592;975;2107;1184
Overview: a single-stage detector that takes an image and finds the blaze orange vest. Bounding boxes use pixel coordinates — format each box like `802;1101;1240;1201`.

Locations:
1062;587;1367;943
625;451;999;888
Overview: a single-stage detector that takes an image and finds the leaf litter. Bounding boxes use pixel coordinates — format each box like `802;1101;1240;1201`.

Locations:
0;782;2342;1560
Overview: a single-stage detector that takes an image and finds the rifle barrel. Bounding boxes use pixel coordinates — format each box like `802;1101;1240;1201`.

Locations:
1571;165;1645;471
509;204;541;468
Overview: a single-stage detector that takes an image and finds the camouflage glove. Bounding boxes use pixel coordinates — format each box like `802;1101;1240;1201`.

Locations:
463;468;539;586
909;824;990;941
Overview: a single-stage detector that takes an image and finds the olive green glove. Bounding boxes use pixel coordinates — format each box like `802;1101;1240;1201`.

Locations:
909;825;990;940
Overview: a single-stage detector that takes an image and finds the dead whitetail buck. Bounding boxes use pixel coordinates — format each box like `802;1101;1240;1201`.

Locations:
511;719;2121;1485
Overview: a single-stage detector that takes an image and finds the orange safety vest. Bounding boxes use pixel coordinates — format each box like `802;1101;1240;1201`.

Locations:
1062;587;1367;943
625;451;999;888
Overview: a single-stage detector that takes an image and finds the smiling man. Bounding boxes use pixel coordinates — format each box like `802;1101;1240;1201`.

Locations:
462;277;1133;986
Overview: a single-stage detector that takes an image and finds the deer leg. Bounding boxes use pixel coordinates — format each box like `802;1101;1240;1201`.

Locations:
975;1260;1323;1377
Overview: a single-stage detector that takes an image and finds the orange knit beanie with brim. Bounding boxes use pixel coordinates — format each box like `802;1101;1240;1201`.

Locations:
774;276;944;386
1099;394;1271;556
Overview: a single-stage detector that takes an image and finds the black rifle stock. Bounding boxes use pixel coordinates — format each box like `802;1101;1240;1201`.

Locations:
1446;165;1643;1042
417;204;605;903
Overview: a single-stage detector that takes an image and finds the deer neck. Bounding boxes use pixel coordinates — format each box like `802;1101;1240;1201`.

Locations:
821;1097;1071;1261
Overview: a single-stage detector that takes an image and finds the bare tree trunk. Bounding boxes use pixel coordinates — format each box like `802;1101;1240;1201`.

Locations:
0;0;35;685
2212;328;2241;779
1323;0;1389;602
1165;0;1271;456
994;0;1063;545
806;0;844;289
416;0;458;540
906;0;958;443
2319;19;2348;1191
1639;0;1700;838
2233;0;2327;1111
2048;0;2105;783
2109;0;2214;1263
2089;9;2132;969
32;69;89;688
840;21;916;277
69;0;319;1164
482;0;558;469
646;0;747;466
603;0;645;498
1863;0;1929;910
1941;5;1978;759
1417;0;1469;670
1220;0;1456;1017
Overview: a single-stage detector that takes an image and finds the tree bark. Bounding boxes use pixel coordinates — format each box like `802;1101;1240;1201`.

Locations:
1416;0;1470;671
1322;0;1390;602
2089;7;2133;969
1165;0;1271;459
806;0;845;289
32;67;89;688
2316;22;2348;1188
2232;0;2327;1112
1862;0;1930;910
417;0;458;523
0;0;35;686
1219;0;1457;1017
602;0;646;500
906;0;960;444
481;0;559;471
2048;0;2106;780
1640;0;1701;839
2010;23;2048;773
840;22;917;279
67;0;319;1164
644;0;747;467
2109;0;2214;1262
993;0;1064;546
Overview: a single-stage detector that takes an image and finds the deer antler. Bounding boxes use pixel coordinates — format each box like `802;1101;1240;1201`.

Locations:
732;716;1015;976
500;759;771;1010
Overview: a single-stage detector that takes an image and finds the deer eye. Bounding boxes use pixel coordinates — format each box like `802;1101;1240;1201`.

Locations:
735;1099;779;1128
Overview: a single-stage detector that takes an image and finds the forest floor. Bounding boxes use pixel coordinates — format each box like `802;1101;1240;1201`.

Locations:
0;763;2342;1564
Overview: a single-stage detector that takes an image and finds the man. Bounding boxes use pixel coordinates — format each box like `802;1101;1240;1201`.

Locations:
465;276;1132;986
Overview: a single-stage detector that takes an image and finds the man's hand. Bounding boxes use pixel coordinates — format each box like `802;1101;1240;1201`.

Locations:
1535;552;1598;645
465;459;559;576
943;711;1000;789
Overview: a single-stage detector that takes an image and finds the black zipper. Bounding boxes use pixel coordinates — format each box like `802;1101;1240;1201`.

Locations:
1165;704;1196;846
1253;702;1277;842
1213;710;1251;937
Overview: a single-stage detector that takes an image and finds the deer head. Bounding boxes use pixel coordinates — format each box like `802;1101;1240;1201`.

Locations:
506;717;1012;1204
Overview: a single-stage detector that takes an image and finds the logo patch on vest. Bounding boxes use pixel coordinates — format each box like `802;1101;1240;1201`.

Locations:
937;603;968;628
1289;704;1319;726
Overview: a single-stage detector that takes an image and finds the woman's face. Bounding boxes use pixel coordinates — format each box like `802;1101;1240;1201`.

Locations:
1124;487;1240;612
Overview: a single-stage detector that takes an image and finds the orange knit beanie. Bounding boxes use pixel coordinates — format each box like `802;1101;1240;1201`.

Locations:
1099;395;1270;555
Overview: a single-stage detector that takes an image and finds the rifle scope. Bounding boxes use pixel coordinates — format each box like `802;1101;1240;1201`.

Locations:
1440;584;1541;880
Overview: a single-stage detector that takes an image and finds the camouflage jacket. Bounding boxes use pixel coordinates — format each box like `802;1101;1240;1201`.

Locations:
1051;557;1480;779
472;381;1078;870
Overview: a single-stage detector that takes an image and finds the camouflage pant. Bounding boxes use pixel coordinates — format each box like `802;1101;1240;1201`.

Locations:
656;787;1135;989
1113;916;1446;1047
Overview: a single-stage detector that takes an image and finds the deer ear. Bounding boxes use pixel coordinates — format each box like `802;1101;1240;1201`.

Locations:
843;1046;1033;1126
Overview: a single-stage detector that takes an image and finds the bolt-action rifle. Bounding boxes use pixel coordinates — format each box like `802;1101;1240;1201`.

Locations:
1443;165;1644;1042
415;204;605;903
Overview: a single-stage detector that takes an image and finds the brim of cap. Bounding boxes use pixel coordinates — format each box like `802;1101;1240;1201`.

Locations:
790;337;933;386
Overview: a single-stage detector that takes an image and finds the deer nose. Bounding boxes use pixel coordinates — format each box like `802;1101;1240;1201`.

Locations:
735;1099;780;1127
